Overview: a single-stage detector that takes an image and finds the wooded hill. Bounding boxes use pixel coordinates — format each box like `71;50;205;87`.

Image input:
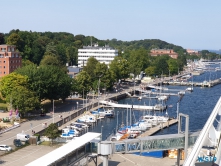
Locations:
0;29;193;65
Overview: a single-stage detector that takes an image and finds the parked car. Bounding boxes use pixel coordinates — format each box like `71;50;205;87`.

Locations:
13;139;22;147
0;145;12;151
16;133;30;142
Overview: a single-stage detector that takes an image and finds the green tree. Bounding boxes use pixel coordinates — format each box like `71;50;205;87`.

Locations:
167;58;178;75
153;55;170;76
6;33;24;51
44;123;60;144
16;64;72;102
145;66;156;77
109;56;130;81
0;73;39;116
0;73;29;100
45;42;58;56
128;49;150;78
94;62;114;90
74;40;83;48
40;55;63;67
75;71;91;97
66;46;78;66
83;57;99;81
10;86;39;117
0;33;5;44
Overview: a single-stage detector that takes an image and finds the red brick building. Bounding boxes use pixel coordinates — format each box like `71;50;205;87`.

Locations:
186;49;199;56
150;49;178;59
0;45;22;77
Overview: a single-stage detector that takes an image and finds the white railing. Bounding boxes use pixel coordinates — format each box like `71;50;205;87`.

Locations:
183;97;221;166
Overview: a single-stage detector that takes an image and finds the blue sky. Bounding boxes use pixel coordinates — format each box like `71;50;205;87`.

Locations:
1;0;221;50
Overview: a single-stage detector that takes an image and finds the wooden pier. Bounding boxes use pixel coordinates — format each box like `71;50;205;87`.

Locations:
139;118;178;137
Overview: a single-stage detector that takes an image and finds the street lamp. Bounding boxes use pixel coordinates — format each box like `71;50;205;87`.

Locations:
101;125;103;141
76;102;79;110
53;100;54;123
116;111;119;133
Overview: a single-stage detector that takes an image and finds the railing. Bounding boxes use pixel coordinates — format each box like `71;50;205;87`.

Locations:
183;97;221;166
110;132;199;154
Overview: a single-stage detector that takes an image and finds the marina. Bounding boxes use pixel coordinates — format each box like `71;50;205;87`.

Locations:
56;63;221;142
1;61;221;166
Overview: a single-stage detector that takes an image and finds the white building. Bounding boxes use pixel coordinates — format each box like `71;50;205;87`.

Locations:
78;44;118;67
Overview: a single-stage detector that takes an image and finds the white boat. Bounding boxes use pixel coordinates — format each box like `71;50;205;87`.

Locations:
70;122;89;128
110;133;123;141
141;114;169;125
61;128;78;138
138;119;153;128
157;95;169;101
130;122;148;131
178;91;185;95
99;108;114;118
117;126;142;135
77;115;97;123
186;87;193;92
66;124;83;132
154;104;167;111
215;67;221;71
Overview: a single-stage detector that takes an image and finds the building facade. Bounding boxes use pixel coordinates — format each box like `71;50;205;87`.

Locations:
186;49;199;56
0;45;22;77
78;44;118;67
150;49;178;59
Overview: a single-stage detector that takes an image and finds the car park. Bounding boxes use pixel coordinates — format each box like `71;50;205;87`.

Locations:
0;145;12;151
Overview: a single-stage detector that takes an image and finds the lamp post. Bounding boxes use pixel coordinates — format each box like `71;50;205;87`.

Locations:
116;111;119;133
53;100;54;123
169;70;170;80
76;102;79;110
83;88;84;108
101;125;103;141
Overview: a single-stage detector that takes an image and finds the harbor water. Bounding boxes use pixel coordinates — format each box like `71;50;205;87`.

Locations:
89;68;221;140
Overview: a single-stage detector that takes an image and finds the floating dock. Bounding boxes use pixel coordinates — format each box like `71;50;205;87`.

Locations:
139;118;178;137
99;100;167;111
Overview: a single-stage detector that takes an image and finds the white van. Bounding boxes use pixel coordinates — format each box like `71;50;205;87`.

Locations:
16;133;30;141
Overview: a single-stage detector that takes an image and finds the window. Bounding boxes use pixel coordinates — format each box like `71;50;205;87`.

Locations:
4;66;5;68
3;61;5;63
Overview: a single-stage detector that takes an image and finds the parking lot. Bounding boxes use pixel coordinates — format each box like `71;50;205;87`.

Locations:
0;145;58;166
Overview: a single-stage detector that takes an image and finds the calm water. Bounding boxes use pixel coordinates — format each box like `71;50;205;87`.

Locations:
89;67;221;140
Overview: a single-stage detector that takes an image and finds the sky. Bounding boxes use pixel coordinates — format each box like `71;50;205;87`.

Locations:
1;0;221;50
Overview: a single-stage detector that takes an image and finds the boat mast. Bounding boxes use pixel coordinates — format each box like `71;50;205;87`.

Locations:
130;107;132;126
126;105;128;127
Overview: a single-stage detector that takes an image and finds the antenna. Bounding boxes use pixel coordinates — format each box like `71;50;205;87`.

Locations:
91;36;92;47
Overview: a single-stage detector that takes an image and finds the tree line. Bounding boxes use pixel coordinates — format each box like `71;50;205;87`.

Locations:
0;29;220;116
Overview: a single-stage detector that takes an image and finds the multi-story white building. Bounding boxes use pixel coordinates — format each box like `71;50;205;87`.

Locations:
78;44;118;67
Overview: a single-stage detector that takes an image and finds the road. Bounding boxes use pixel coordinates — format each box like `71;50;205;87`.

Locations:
0;83;142;149
0;99;84;148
